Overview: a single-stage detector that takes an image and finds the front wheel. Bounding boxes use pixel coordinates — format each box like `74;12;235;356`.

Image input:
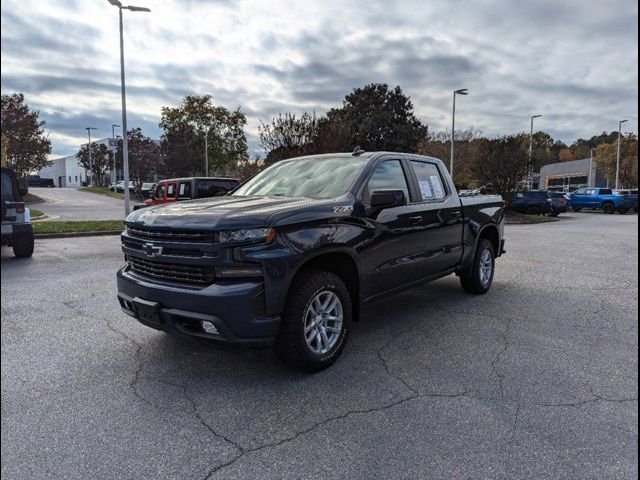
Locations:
275;270;352;372
460;239;495;295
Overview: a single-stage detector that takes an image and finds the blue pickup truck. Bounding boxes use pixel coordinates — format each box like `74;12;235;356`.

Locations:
568;188;636;214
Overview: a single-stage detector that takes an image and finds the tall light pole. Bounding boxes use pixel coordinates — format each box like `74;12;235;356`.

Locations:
107;0;150;215
450;88;469;181
589;147;594;188
111;124;120;184
204;129;209;177
615;119;628;189
528;115;542;190
86;127;97;187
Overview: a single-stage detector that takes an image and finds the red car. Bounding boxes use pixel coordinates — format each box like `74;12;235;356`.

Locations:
134;177;239;210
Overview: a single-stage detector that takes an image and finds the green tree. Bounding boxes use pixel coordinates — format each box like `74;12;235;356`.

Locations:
470;134;529;203
326;83;428;152
77;142;111;186
115;129;161;193
258;112;320;165
0;93;52;178
160;95;247;176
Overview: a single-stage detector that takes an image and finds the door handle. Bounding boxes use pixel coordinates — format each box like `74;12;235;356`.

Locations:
408;215;422;224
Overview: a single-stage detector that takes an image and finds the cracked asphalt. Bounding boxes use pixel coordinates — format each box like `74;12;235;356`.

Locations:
1;212;637;479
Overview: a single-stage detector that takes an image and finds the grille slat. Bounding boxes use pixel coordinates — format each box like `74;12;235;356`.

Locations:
129;256;214;286
126;225;214;243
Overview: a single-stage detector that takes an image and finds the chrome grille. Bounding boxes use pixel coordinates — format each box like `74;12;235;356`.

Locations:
128;256;214;286
126;225;214;243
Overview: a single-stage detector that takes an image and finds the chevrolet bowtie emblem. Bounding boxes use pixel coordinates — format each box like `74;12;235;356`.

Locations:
142;243;163;257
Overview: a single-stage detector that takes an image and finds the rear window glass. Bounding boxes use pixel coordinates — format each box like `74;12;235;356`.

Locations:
197;180;232;197
1;172;15;197
411;161;447;200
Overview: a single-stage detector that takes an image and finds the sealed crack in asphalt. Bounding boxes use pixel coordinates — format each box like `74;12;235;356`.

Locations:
490;317;513;399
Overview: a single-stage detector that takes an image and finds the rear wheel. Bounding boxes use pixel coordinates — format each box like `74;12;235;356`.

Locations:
460;239;495;295
13;230;34;258
603;203;615;214
275;270;351;372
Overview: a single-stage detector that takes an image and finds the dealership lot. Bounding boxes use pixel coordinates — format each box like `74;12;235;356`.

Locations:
1;212;637;479
28;187;125;220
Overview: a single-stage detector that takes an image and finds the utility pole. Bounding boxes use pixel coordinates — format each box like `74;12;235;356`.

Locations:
616;119;628;189
86;127;97;187
528;115;542;190
112;124;120;184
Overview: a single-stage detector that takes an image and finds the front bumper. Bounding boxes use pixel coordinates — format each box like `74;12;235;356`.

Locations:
117;266;280;348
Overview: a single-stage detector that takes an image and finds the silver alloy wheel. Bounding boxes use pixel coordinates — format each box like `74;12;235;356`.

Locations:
303;291;343;355
479;249;493;286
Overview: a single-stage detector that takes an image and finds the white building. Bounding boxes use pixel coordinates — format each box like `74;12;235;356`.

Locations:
39;137;119;188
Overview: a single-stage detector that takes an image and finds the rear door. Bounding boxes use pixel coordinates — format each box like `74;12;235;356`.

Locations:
177;180;193;201
406;158;464;275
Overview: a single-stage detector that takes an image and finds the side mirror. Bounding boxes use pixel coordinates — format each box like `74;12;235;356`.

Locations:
370;190;407;209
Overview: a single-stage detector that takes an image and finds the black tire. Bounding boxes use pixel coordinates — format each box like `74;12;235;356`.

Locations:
460;239;495;295
619;208;629;215
13;230;34;258
572;207;582;212
275;270;352;372
526;206;541;216
602;203;615;214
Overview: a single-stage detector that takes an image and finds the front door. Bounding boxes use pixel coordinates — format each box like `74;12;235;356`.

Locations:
406;158;464;275
359;158;427;298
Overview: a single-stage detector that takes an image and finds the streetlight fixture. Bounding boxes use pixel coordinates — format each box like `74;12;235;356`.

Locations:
528;115;542;190
111;124;120;184
450;88;469;180
616;119;628;189
85;127;97;187
107;0;151;215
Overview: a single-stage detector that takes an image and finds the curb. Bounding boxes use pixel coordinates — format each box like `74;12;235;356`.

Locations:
35;230;123;239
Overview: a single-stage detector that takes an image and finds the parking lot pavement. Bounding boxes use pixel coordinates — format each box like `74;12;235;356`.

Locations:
28;187;125;220
1;212;637;479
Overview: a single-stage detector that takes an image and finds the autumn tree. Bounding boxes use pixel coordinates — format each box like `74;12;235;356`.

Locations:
1;133;8;167
160;95;247;177
77;142;111;186
116;129;161;193
416;127;483;188
326;84;428;152
0;93;52;178
470;135;529;203
236;155;265;182
594;134;638;188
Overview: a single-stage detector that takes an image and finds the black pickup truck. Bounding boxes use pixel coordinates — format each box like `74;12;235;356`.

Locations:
117;152;505;371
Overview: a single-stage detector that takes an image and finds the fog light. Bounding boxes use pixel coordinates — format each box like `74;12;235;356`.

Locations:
201;320;219;335
215;267;263;278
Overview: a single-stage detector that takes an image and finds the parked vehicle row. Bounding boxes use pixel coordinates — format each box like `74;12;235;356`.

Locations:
511;188;638;216
117;151;505;371
133;177;239;210
27;175;55;188
511;190;567;217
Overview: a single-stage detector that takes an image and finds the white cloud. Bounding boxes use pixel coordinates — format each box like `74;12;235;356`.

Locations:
1;0;638;157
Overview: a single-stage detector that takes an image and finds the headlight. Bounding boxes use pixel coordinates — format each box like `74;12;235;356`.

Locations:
218;228;275;244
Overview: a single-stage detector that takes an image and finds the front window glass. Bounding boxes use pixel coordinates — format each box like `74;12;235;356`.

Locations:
233;156;369;199
363;160;410;204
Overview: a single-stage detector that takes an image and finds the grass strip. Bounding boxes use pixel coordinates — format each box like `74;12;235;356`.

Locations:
79;186;124;199
33;220;124;234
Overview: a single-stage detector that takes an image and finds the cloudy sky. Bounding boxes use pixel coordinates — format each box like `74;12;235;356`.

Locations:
1;0;638;158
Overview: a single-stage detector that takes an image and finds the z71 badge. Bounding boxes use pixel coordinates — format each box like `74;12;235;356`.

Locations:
333;205;353;214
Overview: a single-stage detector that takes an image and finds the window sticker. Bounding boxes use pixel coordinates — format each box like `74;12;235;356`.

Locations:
419;180;433;199
430;175;445;198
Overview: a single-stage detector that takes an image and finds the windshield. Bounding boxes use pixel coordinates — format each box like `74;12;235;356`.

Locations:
233;156;368;199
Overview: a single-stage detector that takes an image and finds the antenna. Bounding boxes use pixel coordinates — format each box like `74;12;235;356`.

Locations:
352;146;365;156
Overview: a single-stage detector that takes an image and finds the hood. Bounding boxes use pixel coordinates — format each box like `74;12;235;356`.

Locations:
125;195;339;230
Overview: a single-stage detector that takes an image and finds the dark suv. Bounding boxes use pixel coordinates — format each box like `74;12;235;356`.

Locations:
511;191;555;216
1;168;35;257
